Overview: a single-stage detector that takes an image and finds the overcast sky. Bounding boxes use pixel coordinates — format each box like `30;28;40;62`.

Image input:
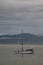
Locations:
0;0;43;35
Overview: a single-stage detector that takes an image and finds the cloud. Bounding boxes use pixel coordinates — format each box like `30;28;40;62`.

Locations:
0;0;43;35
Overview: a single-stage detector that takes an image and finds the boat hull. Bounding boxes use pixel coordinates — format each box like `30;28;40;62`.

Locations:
14;49;33;54
19;51;33;54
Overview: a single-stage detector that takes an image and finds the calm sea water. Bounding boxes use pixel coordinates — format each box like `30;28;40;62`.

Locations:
0;44;43;65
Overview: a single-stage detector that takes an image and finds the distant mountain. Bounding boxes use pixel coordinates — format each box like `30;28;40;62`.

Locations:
0;33;43;44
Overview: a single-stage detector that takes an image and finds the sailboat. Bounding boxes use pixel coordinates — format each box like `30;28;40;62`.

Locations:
14;30;34;55
14;42;34;54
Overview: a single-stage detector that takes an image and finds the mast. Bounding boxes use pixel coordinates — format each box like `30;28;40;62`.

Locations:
21;42;23;52
21;29;23;52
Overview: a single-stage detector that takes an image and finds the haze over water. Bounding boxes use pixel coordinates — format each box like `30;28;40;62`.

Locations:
0;44;43;65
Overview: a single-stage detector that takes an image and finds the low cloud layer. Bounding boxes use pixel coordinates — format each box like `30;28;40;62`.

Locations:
0;0;43;35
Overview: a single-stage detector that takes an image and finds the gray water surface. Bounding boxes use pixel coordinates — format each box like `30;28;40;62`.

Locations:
0;44;43;65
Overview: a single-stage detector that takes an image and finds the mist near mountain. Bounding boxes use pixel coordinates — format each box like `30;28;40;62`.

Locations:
0;33;43;44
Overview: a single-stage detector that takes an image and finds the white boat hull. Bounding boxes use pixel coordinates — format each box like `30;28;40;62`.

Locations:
19;51;33;54
14;49;33;54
